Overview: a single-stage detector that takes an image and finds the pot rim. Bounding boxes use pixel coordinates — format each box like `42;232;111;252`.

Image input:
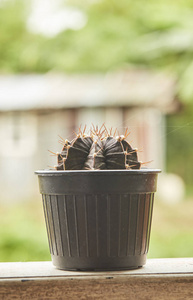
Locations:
35;168;161;176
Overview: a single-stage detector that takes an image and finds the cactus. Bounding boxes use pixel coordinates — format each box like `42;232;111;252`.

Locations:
54;125;141;170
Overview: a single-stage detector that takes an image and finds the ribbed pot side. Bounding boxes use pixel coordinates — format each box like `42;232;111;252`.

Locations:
36;170;160;271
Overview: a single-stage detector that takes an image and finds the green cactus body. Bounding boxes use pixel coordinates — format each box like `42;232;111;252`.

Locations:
55;126;141;170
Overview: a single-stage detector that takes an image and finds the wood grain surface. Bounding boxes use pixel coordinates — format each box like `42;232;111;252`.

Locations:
0;258;193;300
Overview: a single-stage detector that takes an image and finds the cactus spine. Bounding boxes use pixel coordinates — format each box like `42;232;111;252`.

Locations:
55;125;141;170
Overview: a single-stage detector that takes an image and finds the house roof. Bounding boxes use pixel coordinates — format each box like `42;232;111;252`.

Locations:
0;69;177;113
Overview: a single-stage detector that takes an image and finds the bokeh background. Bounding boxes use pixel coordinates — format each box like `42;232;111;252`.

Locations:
1;0;193;262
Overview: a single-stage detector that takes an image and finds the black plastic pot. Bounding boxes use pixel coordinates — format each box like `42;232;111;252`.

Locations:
35;169;160;271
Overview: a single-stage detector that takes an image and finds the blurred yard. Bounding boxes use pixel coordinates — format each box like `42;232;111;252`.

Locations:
0;196;193;262
1;0;193;263
149;197;193;258
0;200;50;262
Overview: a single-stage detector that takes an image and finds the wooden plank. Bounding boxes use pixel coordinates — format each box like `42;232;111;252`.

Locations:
0;259;193;300
0;275;193;300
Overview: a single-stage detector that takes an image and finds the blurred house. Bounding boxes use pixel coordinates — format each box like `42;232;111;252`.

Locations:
0;69;178;202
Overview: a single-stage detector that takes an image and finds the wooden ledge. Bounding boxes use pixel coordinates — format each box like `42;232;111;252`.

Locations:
0;258;193;299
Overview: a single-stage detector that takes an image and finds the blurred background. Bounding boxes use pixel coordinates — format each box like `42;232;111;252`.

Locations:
0;0;193;262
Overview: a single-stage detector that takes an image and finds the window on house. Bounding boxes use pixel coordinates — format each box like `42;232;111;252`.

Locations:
0;112;37;157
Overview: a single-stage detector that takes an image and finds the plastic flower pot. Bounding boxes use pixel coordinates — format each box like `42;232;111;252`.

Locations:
35;169;160;271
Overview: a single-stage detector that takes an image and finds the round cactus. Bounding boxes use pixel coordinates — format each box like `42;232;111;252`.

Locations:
54;125;141;170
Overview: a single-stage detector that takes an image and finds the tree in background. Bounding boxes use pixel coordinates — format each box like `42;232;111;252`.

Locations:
1;0;193;100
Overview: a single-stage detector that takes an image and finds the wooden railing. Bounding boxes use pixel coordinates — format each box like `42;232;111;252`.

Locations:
0;258;193;299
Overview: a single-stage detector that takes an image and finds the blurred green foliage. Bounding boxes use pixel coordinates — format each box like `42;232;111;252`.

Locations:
0;202;50;262
149;198;193;258
166;105;193;192
1;0;193;98
1;0;193;103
